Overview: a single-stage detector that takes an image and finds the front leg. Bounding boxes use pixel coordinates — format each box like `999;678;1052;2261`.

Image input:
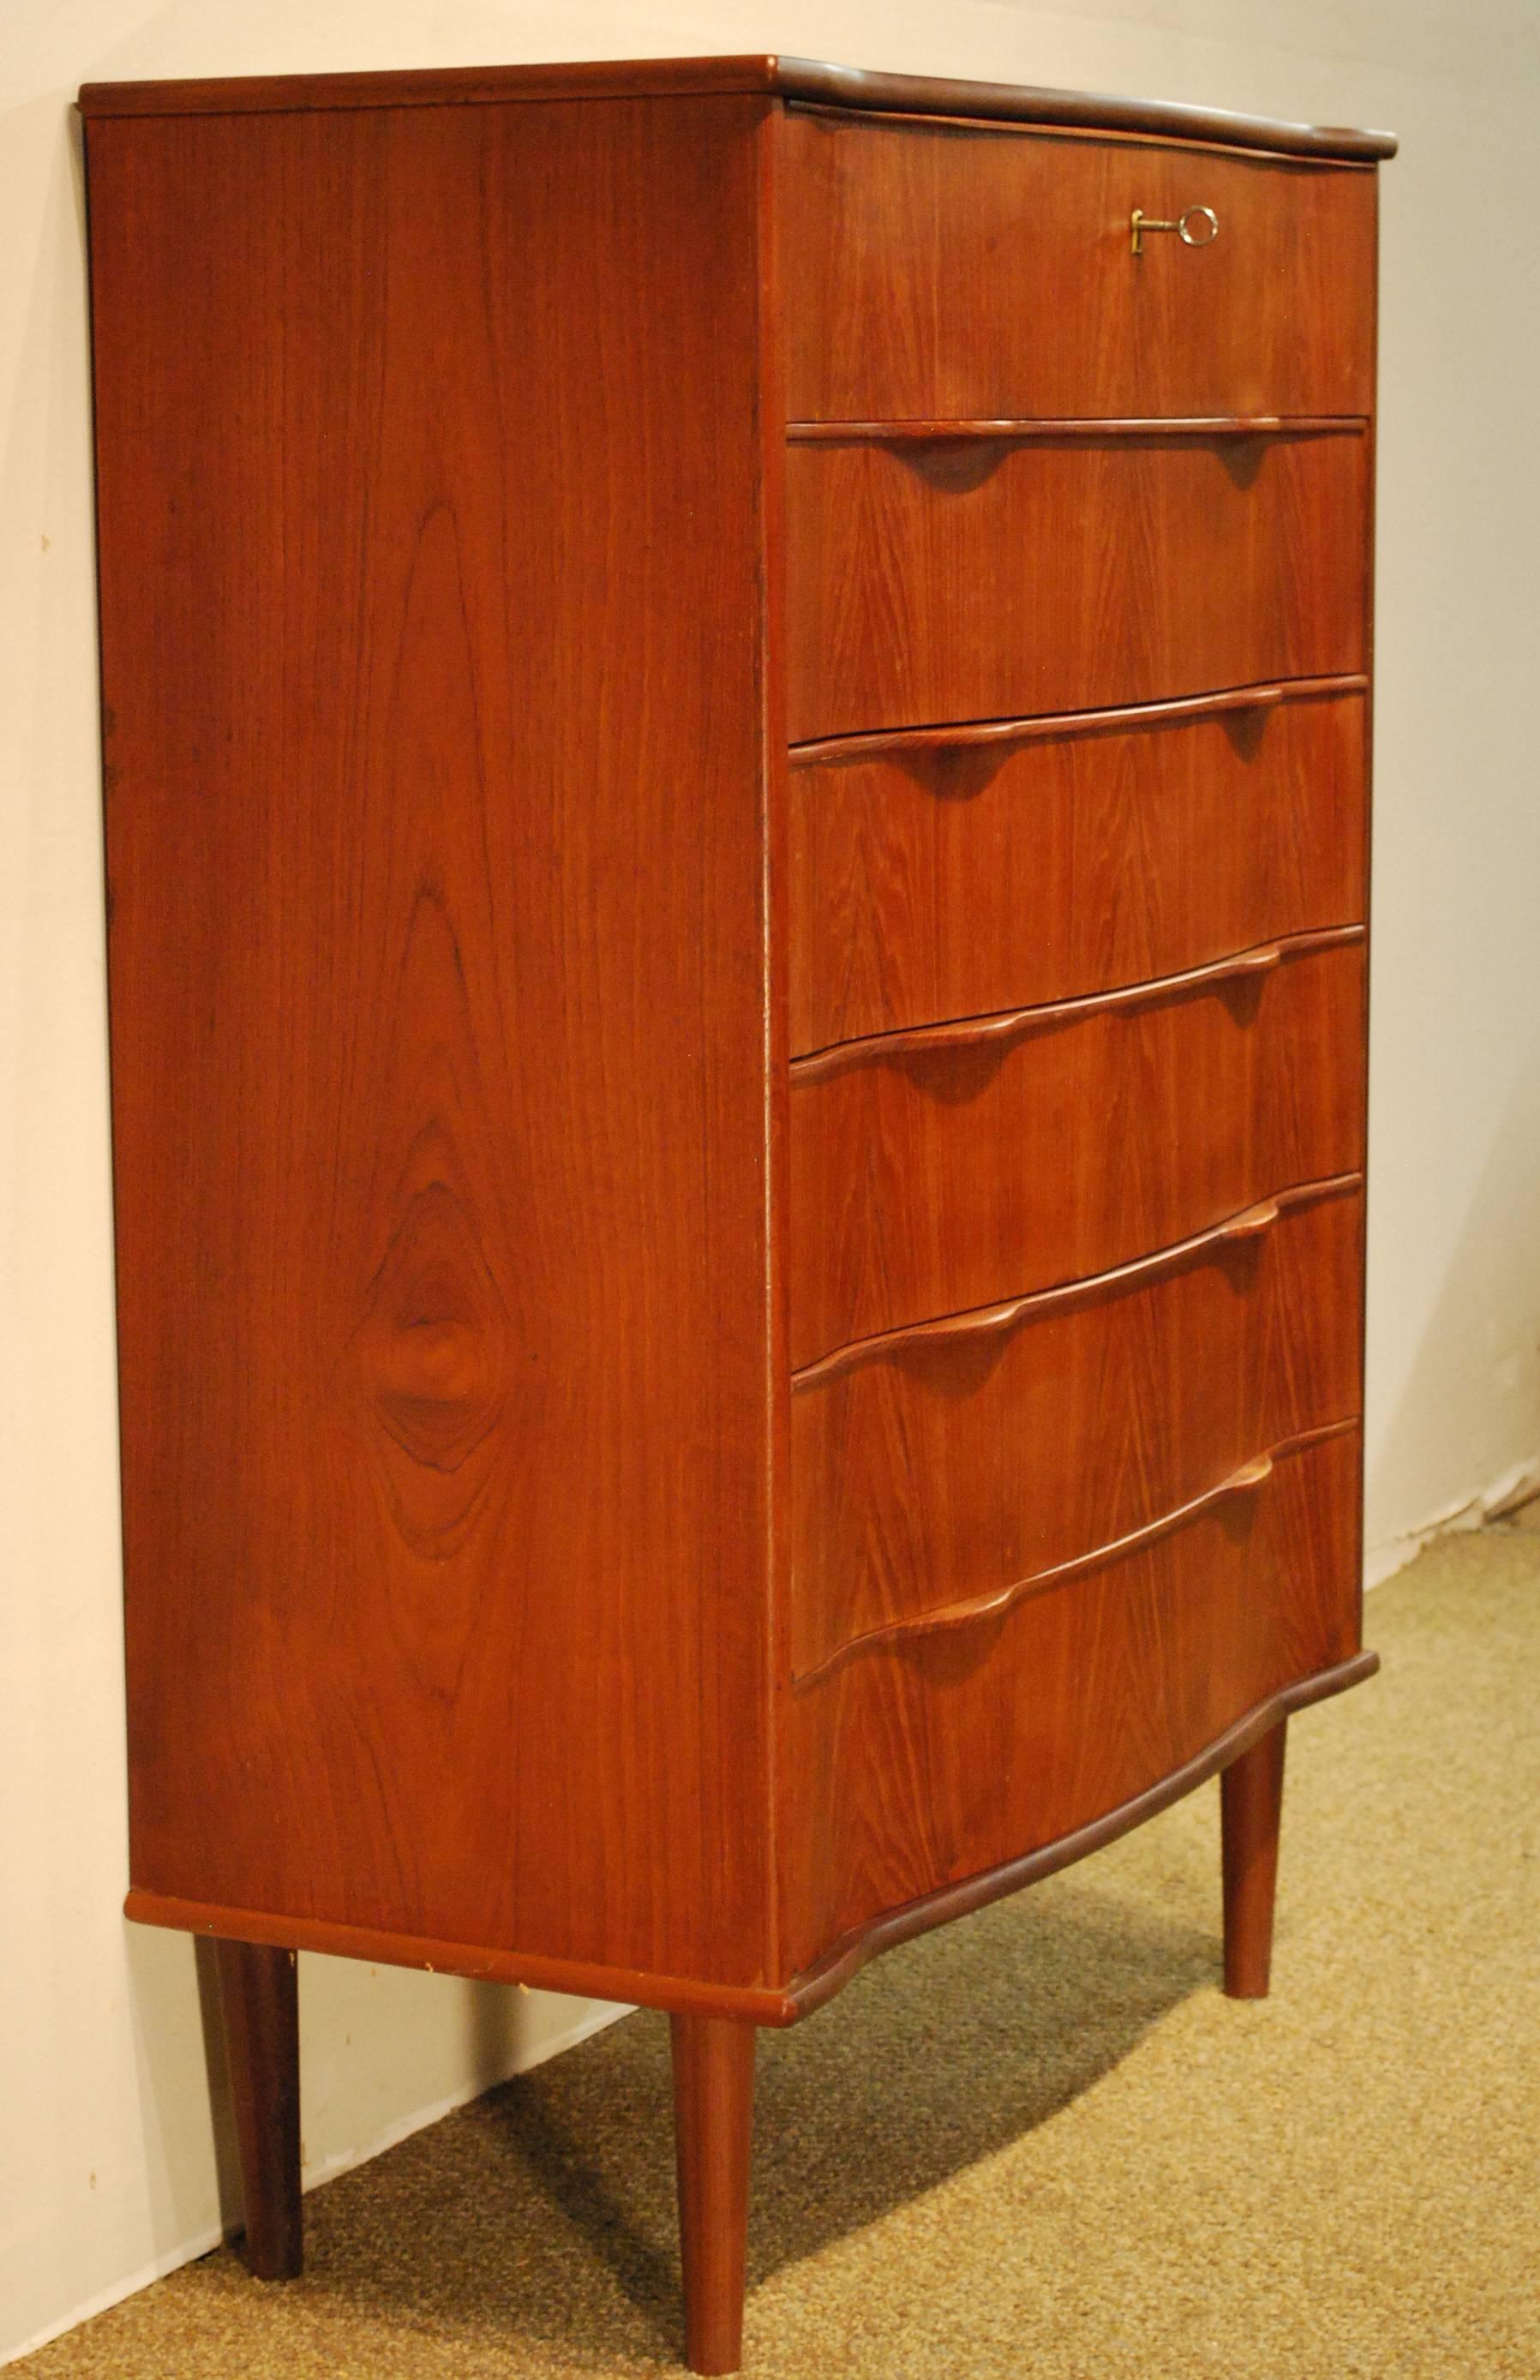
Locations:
1220;1719;1288;1999
670;2012;757;2375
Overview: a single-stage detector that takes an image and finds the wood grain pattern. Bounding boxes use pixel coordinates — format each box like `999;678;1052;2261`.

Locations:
793;1187;1286;1388
85;71;1387;2369
782;109;1380;423
782;1430;1363;1971
788;934;1365;1365
125;1651;1375;2028
1221;1722;1288;1997
782;1651;1375;2016
791;1430;1353;1690
789;931;1349;1086
672;2017;758;2375
89;93;779;1988
788;681;1366;1053
789;1183;1362;1680
76;57;1399;162
129;1892;804;2020
785;429;1368;742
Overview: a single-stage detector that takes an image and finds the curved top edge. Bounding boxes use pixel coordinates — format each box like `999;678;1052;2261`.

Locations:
776;59;1398;160
75;51;1397;158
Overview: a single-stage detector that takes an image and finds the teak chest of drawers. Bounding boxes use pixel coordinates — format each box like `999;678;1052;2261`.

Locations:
81;55;1394;2375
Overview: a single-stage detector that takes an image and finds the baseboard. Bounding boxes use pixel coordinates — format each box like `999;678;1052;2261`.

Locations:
1364;1454;1540;1589
2;1993;631;2368
297;1993;631;2191
3;2227;229;2368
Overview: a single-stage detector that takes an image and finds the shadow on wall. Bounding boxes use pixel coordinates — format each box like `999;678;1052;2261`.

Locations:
125;1916;619;2263
1365;1021;1540;1564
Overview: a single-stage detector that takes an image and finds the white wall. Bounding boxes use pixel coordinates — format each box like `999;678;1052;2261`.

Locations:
3;0;1537;2362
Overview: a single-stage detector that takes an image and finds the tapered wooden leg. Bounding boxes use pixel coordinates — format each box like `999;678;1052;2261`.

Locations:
670;2013;756;2376
213;1940;303;2278
1221;1720;1288;1999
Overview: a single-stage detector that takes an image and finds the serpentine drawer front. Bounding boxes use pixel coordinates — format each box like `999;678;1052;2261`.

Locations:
784;428;1368;740
781;109;1378;420
81;55;1393;2378
789;1182;1364;1682
782;1429;1365;1969
788;932;1366;1366
788;680;1367;1053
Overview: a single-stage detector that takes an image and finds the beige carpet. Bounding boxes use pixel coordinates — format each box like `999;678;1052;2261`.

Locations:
21;1523;1540;2379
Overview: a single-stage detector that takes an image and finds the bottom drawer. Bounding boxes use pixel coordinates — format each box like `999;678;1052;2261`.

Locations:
781;1429;1362;1976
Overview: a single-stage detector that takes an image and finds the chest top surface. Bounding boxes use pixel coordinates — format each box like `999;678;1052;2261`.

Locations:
76;51;1397;163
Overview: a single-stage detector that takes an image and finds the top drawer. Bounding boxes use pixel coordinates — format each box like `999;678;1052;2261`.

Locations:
781;109;1377;423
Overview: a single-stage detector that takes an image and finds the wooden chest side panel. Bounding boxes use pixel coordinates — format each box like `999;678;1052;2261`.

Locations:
89;95;777;1985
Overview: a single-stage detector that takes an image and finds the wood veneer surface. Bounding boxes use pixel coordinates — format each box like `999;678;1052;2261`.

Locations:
788;684;1366;1054
77;56;1399;160
784;429;1368;741
90;93;780;1987
789;1184;1363;1678
83;62;1389;2372
789;937;1365;1367
86;50;1383;2035
782;1430;1363;1969
782;111;1378;423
